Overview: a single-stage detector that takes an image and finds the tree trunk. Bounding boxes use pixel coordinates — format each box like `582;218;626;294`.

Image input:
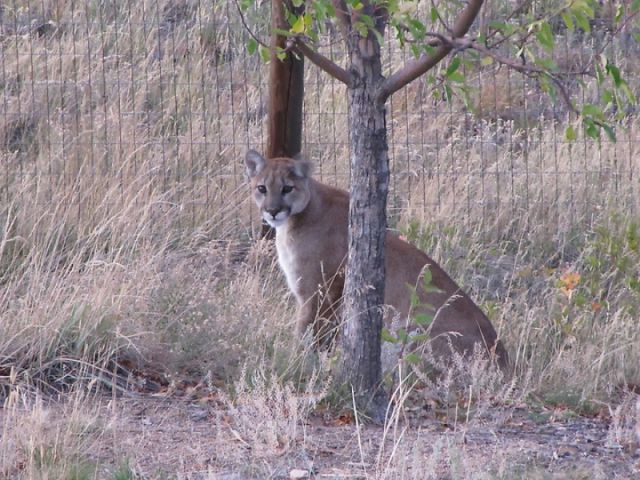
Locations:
262;0;305;238
340;29;389;420
266;0;304;159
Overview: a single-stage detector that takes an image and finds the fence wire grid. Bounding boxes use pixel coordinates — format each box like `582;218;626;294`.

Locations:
1;0;639;241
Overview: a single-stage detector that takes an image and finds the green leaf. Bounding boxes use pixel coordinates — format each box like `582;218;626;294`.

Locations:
565;125;577;141
430;6;439;22
239;0;254;11
259;45;270;63
583;118;600;139
605;62;623;87
460;85;475;112
561;11;575;32
536;21;554;51
273;28;292;37
306;28;319;43
444;84;453;102
394;21;406;47
246;38;257;55
359;14;374;28
447;72;465;83
615;4;625;23
291;0;304;6
411;332;430;344
602;124;616;142
488;21;514;36
290;15;305;34
582;104;604;120
446;57;461;76
535;57;558;71
595;63;605;85
447;71;465;83
381;328;399;344
602;89;615;106
538;75;557;103
422;267;432;288
411;333;430;343
481;56;493;66
313;1;334;24
397;328;409;344
574;10;591;33
408;285;419;308
414;312;433;327
621;83;637;104
405;352;421;365
354;20;368;37
408;18;426;39
386;0;400;15
578;1;595;18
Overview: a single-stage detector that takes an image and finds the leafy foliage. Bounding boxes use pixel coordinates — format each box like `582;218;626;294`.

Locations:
553;216;640;338
241;0;639;139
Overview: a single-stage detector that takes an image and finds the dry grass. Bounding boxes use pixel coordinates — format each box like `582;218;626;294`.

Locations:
1;0;640;477
1;387;112;479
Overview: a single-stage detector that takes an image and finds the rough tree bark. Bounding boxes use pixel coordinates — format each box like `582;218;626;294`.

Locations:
339;10;389;419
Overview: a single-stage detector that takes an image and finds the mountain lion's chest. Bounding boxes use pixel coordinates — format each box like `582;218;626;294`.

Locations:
275;228;302;300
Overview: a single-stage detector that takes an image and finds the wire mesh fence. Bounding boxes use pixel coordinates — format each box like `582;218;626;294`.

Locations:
1;0;638;243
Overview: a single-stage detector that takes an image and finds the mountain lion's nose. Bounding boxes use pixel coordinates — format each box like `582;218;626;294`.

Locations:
266;208;280;218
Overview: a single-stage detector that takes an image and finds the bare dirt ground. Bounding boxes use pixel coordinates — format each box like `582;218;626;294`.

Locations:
13;391;634;480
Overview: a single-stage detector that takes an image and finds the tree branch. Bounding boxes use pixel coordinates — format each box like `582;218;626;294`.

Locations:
377;0;485;103
426;33;584;117
467;39;578;114
233;0;270;50
292;38;352;85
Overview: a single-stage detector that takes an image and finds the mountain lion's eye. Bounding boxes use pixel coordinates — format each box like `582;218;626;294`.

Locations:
282;185;294;194
257;185;267;194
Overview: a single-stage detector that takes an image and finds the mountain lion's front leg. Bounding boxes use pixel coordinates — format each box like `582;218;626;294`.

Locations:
295;296;318;341
295;293;338;349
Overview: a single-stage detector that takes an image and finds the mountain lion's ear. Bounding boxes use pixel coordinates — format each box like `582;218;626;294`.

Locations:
289;152;311;179
245;150;266;178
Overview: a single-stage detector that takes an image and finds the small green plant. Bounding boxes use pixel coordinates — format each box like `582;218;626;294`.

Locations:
551;216;640;341
32;446;97;480
112;460;139;480
382;267;439;368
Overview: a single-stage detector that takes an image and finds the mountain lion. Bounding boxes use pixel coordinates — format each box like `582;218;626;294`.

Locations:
245;150;508;370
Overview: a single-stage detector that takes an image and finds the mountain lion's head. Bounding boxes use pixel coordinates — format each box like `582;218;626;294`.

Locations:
245;150;312;228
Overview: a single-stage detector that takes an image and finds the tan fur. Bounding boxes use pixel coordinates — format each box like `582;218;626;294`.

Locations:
245;150;508;370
